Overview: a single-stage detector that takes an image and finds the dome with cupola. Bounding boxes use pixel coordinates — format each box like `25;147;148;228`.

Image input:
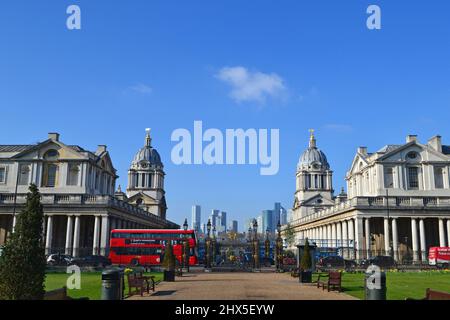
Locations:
298;130;330;171
131;129;163;168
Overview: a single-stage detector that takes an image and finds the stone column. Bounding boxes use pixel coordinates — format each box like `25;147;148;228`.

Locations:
342;220;348;258
419;219;427;262
392;218;399;262
72;216;81;257
327;224;332;246
411;218;419;263
365;218;371;259
355;217;364;261
331;223;336;248
447;220;450;248
438;219;446;247
93;216;101;255
45;215;53;255
65;216;74;255
100;216;110;256
384;218;390;256
336;222;342;248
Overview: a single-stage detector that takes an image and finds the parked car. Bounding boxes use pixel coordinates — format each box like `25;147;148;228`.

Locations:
316;256;357;270
70;255;111;268
47;253;73;266
360;256;397;269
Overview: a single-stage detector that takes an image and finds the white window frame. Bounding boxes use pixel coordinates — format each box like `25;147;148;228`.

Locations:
0;165;7;184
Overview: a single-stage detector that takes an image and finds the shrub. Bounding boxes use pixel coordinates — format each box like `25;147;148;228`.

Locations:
300;238;312;271
0;184;47;300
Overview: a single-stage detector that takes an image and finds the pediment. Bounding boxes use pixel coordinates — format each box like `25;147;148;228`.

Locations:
301;194;335;207
127;192;158;204
96;152;117;175
348;153;369;175
378;142;449;163
12;139;86;161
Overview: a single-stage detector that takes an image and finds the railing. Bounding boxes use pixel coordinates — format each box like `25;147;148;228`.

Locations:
288;195;450;227
0;193;178;228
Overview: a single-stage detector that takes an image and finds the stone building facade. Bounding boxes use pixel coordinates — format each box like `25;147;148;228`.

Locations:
0;132;178;257
285;133;450;263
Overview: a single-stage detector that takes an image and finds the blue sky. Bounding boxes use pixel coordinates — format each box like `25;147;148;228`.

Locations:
1;1;450;231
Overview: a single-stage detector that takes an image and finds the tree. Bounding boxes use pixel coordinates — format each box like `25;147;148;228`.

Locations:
161;242;176;271
284;224;296;248
0;184;47;300
300;238;312;271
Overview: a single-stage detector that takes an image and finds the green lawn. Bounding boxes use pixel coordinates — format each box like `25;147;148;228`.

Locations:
312;271;450;300
45;271;163;300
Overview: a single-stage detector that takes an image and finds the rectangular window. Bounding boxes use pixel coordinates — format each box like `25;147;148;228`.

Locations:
45;164;58;187
18;164;30;185
434;167;444;189
384;167;394;188
67;163;79;186
0;167;6;183
408;167;419;189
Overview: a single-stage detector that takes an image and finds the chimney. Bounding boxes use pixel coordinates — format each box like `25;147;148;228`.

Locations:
406;135;418;143
96;145;107;154
48;133;60;141
428;135;442;153
358;147;368;155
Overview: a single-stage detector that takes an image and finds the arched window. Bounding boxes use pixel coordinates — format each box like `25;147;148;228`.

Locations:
44;149;59;161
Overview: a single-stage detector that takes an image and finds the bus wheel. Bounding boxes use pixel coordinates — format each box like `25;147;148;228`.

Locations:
131;259;139;266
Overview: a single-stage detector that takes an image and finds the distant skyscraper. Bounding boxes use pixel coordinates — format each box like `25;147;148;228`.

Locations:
191;205;201;232
280;206;287;225
210;209;220;227
257;215;264;234
262;210;273;233
228;220;238;233
218;211;227;232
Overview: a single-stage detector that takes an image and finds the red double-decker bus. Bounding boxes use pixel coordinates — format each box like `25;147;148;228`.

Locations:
109;229;198;266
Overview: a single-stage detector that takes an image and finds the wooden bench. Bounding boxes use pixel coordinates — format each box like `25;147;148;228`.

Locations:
44;287;71;300
317;271;342;292
127;272;156;296
407;288;450;300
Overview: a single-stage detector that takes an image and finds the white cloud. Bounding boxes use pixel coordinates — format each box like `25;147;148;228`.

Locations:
129;83;153;95
216;66;286;104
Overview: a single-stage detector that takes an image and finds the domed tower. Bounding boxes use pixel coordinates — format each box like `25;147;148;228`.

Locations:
293;130;334;218
126;129;167;219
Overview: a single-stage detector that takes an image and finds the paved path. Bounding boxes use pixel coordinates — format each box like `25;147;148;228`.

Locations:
128;272;357;300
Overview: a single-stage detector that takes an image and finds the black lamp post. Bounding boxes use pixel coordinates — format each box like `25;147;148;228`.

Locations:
264;227;270;264
276;221;283;271
212;225;217;266
252;219;260;270
183;218;189;272
206;219;212;269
